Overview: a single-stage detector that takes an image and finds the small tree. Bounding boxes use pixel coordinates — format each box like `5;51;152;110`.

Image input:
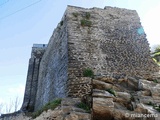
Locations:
0;103;4;116
5;99;13;113
14;96;20;112
152;45;160;64
2;96;21;114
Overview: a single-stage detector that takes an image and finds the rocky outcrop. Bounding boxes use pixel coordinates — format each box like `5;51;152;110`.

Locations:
92;75;160;120
0;98;91;120
1;74;160;120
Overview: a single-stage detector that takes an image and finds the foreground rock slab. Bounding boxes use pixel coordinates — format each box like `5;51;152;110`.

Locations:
0;98;91;120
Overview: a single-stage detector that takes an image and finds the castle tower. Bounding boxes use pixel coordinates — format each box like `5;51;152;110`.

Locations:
21;44;47;112
22;6;159;111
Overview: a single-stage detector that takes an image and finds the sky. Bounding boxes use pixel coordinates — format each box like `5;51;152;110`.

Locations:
0;0;160;113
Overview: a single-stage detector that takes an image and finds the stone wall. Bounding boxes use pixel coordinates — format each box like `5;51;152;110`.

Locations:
66;6;159;79
21;5;159;112
21;45;46;112
34;15;69;111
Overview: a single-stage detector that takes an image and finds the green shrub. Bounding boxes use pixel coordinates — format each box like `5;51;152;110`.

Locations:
147;102;160;112
76;102;90;112
147;101;153;105
31;98;61;118
153;79;158;83
80;19;92;27
83;68;94;78
153;104;160;112
72;12;78;17
106;89;116;97
85;12;90;19
155;107;160;112
32;110;42;119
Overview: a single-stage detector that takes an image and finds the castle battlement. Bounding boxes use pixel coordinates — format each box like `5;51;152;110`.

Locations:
32;44;47;48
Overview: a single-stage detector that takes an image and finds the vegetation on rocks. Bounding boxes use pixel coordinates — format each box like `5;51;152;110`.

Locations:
83;68;94;78
153;79;158;83
153;104;160;112
76;102;90;112
81;19;92;27
146;101;160;112
31;98;61;119
80;12;92;27
152;45;160;65
72;12;78;17
147;101;153;106
106;89;116;97
85;12;91;19
130;95;135;102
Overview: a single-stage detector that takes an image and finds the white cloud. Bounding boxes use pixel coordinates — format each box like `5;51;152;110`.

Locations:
0;98;4;104
142;3;160;47
7;84;25;97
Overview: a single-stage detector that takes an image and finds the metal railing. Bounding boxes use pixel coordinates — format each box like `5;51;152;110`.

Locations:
33;44;47;48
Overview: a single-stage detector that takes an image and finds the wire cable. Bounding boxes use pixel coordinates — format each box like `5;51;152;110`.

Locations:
0;0;42;20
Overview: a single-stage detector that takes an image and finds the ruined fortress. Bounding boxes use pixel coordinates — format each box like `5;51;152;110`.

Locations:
21;6;159;112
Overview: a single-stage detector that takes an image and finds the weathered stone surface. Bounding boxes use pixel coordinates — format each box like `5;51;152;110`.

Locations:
137;90;151;96
34;18;69;111
93;97;136;120
64;112;91;120
92;74;160;120
20;5;160;117
127;77;139;90
93;97;114;120
93;79;113;90
67;5;159;79
116;92;131;102
67;77;92;97
92;89;114;98
95;76;116;84
61;98;81;106
21;45;46;112
150;85;160;97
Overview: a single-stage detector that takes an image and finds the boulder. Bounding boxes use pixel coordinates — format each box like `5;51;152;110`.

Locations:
150;85;160;97
64;112;91;120
127;77;139;90
116;92;131;102
93;79;113;90
93;97;114;120
95;76;116;84
92;89;114;98
93;97;136;120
